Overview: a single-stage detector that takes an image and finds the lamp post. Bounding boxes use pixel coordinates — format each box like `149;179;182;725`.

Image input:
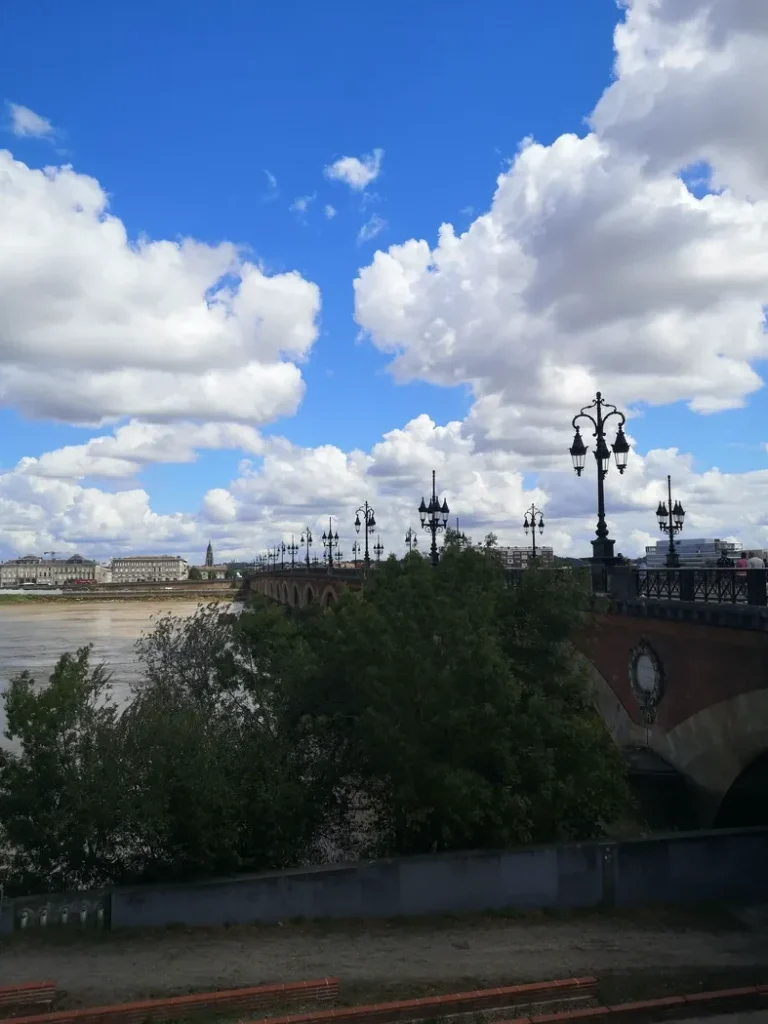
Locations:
355;501;376;570
419;469;450;567
374;536;384;563
523;503;545;561
322;517;339;571
286;534;299;569
656;475;685;568
301;527;313;568
351;540;362;569
569;391;630;591
278;541;286;571
405;527;418;553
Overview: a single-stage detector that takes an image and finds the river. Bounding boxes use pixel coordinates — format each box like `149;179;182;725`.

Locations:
0;598;240;743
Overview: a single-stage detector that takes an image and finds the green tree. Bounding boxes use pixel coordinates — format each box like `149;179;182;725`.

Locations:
0;648;129;894
188;566;203;580
129;602;328;876
0;555;629;894
289;547;627;857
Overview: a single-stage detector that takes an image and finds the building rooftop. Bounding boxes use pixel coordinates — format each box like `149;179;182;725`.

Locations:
2;553;96;566
111;555;186;562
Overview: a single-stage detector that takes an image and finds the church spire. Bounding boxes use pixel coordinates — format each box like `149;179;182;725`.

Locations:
205;540;214;567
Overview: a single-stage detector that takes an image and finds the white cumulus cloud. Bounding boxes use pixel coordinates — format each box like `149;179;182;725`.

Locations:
353;0;768;463
16;421;265;481
6;102;54;139
1;413;767;564
0;150;321;426
325;148;383;191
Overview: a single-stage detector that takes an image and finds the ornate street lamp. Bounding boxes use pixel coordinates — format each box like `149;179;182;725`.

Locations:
373;536;384;563
355;501;376;570
405;527;418;553
569;391;630;590
351;539;362;569
322;517;340;571
301;527;313;568
655;474;685;568
278;541;286;571
523;503;545;561
286;534;299;569
419;469;449;567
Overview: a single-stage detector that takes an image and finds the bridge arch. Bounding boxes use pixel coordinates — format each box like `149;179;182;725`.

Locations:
282;582;289;604
322;586;337;608
580;645;768;827
304;585;315;607
292;584;299;607
714;750;768;829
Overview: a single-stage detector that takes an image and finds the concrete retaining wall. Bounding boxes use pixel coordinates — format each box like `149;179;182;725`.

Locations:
3;828;767;934
111;827;768;930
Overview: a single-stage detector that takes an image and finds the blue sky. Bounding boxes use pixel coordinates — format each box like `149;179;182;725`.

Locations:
1;0;767;560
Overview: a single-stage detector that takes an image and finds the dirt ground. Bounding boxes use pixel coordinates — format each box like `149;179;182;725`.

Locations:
2;909;768;1008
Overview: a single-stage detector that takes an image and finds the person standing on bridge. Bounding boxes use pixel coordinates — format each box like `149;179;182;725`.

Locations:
747;551;765;568
735;551;749;576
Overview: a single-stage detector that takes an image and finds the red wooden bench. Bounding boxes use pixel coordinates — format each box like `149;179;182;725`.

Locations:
496;983;768;1024
244;977;598;1024
4;978;339;1024
0;983;56;1016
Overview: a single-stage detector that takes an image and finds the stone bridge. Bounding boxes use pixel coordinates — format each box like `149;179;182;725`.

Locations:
248;564;768;829
248;566;362;609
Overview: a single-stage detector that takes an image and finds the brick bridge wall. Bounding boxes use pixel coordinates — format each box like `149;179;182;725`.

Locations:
577;609;768;823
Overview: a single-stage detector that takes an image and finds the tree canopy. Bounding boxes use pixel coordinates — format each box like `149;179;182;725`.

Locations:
0;548;628;895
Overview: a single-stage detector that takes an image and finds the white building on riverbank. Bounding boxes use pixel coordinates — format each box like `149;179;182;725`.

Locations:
110;554;188;583
0;554;112;587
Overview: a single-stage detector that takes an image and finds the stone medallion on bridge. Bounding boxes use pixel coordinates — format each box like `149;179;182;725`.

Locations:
628;639;664;725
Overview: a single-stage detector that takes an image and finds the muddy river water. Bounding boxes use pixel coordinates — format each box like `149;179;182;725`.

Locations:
0;598;238;741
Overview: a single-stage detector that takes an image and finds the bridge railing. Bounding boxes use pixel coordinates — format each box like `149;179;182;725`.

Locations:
252;563;768;608
622;567;767;607
252;564;365;580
